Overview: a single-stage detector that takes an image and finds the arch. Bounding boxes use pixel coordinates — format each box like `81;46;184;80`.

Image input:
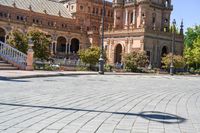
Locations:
57;36;67;53
0;27;6;43
161;46;168;57
70;38;80;53
114;44;123;63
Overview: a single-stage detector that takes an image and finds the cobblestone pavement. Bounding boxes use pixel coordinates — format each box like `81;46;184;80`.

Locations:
0;75;200;133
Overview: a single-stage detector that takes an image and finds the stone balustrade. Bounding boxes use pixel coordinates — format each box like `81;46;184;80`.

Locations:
0;41;27;70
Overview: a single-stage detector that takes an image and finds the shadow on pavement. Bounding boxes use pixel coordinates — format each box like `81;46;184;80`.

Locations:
0;102;186;124
0;77;30;82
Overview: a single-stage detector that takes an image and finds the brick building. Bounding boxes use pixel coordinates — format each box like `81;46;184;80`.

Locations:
104;0;184;67
0;0;184;67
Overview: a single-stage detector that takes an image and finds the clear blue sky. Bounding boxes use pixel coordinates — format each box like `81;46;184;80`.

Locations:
107;0;200;31
172;0;200;31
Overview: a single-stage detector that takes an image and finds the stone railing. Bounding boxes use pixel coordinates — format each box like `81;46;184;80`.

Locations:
104;28;145;35
0;41;27;70
104;28;183;39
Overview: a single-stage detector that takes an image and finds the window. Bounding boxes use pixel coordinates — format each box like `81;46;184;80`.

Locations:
20;16;24;21
0;12;8;18
152;13;156;24
130;12;133;23
96;8;98;15
80;6;84;10
88;7;90;13
93;7;95;14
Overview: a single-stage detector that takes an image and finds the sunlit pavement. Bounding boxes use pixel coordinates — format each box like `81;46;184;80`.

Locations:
0;75;200;133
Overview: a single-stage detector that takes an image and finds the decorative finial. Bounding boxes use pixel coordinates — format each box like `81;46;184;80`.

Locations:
180;19;184;35
58;10;61;16
43;9;47;14
29;5;32;11
12;1;16;7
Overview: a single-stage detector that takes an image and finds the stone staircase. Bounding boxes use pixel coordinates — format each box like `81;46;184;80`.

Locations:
0;41;28;70
0;58;18;70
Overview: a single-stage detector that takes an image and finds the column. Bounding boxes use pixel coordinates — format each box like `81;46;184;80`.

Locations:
54;42;57;54
68;42;71;54
132;9;136;25
4;35;8;43
124;9;128;29
51;42;54;55
113;10;117;28
65;43;68;54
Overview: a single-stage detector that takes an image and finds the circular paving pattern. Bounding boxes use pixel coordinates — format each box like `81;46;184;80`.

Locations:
0;75;200;133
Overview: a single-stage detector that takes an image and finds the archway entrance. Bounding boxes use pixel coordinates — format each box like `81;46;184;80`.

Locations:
161;46;168;67
161;46;168;57
114;44;122;63
0;28;6;43
70;38;79;53
57;36;66;53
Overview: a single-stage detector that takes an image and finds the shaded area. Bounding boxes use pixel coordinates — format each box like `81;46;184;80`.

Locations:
139;111;186;124
0;102;186;124
0;77;30;82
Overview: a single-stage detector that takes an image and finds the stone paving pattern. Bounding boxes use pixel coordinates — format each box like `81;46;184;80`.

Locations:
0;75;200;133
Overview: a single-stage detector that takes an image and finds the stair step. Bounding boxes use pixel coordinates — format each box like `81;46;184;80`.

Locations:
0;61;7;63
0;63;13;66
0;66;18;70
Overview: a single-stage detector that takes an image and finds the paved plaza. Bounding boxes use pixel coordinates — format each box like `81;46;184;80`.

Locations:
0;75;200;133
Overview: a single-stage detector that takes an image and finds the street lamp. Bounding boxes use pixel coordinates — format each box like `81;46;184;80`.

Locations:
99;0;105;75
170;19;176;76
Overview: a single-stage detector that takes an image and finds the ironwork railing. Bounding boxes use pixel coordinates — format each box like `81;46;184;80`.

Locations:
0;41;27;69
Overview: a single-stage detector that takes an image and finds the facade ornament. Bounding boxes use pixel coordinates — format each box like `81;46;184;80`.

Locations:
43;9;47;14
12;2;16;8
153;23;156;30
29;5;32;11
58;10;61;17
180;20;184;35
141;13;146;28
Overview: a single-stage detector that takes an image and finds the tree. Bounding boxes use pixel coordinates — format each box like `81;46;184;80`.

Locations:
7;29;51;61
79;47;101;69
123;51;148;72
184;25;200;69
7;29;28;53
184;25;200;48
184;36;200;69
29;29;51;60
161;53;186;69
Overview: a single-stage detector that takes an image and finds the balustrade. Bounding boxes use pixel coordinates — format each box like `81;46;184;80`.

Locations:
0;41;27;69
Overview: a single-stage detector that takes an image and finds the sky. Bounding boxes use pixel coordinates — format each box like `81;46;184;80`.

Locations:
107;0;200;31
172;0;200;31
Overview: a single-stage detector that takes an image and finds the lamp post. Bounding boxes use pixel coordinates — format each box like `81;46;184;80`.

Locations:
170;19;176;76
99;0;105;75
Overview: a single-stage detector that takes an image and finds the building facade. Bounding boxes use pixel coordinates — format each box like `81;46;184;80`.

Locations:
104;0;184;67
0;0;184;67
0;0;113;57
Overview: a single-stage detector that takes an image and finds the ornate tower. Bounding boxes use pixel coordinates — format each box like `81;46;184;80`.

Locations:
112;0;173;31
113;0;124;29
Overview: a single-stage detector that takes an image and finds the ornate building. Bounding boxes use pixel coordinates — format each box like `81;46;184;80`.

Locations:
0;0;184;68
104;0;184;67
0;0;113;57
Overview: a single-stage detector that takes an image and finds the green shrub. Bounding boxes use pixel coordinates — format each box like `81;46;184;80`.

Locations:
123;51;148;72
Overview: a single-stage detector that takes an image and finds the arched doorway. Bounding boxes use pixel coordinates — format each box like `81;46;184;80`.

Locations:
161;46;168;57
161;46;168;67
70;38;79;53
114;44;122;63
0;27;6;43
57;36;66;53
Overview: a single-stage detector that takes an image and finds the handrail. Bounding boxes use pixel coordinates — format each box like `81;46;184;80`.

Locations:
0;41;27;69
